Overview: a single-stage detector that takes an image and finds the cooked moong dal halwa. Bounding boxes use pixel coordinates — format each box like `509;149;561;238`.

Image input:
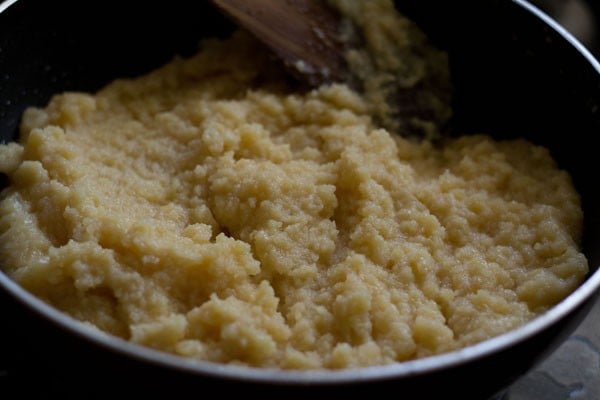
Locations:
0;0;588;369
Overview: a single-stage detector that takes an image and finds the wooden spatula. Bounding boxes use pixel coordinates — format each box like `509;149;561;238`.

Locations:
210;0;349;87
210;0;453;140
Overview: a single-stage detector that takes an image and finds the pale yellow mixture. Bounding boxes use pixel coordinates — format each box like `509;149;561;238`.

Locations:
0;2;588;370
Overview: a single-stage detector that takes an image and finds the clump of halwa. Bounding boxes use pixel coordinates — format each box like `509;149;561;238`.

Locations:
0;5;588;370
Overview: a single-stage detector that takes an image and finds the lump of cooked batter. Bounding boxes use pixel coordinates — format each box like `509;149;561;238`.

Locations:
0;2;588;369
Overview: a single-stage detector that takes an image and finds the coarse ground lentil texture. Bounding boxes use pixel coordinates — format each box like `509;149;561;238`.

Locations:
0;0;588;369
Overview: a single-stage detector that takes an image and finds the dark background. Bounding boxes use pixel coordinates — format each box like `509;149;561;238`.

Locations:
532;0;600;55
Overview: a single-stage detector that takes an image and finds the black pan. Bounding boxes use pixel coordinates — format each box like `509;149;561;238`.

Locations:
1;0;600;399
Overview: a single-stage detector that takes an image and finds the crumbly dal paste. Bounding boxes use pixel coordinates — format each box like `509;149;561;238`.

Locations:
0;6;588;369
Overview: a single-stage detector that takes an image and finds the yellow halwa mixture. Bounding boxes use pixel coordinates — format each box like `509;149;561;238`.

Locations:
0;2;588;370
